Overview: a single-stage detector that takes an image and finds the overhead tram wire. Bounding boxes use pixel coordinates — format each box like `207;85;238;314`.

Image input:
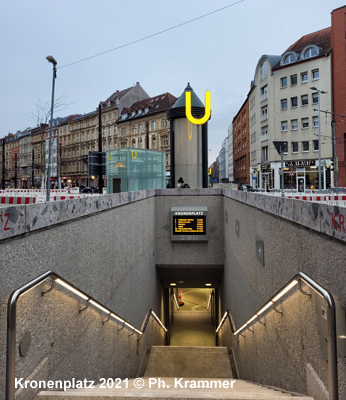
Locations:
58;0;245;69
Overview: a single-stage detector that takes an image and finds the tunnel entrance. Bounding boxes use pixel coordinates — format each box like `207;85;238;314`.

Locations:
156;264;223;345
170;288;216;346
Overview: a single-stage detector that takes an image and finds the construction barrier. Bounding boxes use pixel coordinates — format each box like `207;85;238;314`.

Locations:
0;197;36;205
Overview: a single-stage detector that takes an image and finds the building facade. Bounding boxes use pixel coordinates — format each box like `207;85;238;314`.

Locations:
233;97;250;185
249;28;333;191
331;6;346;187
116;92;176;175
32;124;48;188
227;123;234;183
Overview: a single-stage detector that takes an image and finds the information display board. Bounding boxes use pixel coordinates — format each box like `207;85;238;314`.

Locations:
171;206;208;241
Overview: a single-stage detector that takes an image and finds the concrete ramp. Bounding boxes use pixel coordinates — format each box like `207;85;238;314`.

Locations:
144;346;233;378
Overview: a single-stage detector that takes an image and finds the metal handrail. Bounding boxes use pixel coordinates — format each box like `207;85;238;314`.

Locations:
6;271;167;400
172;293;179;310
216;272;338;400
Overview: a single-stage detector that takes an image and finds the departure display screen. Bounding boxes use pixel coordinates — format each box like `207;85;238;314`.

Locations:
172;215;206;235
171;206;208;241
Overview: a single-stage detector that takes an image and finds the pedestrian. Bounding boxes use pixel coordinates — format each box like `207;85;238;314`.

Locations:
177;177;190;188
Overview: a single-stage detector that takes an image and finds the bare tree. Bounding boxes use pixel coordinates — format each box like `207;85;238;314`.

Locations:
22;94;76;126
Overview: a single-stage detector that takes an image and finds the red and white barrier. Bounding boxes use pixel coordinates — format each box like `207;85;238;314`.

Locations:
178;289;184;306
0;197;36;205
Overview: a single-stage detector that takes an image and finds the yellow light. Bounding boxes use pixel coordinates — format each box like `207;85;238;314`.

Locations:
89;299;110;314
185;91;211;125
170;283;177;286
246;315;257;325
205;283;212;287
272;280;298;302
234;323;247;336
216;311;228;332
257;301;273;316
110;313;124;323
91;176;95;179
55;279;88;300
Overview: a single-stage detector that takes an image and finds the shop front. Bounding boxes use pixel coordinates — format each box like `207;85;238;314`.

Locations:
278;159;331;192
260;163;274;190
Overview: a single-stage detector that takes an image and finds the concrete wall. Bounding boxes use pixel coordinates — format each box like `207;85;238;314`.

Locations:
0;190;165;399
1;188;345;399
219;189;346;398
154;189;224;266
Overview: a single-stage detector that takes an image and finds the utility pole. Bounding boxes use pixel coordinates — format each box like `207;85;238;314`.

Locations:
331;119;337;191
1;139;5;189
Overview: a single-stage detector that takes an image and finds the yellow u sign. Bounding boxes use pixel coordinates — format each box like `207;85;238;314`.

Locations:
185;91;211;125
131;151;137;159
108;153;112;161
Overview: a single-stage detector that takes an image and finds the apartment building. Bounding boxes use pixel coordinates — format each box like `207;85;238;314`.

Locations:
31;124;48;188
58;84;149;187
116;92;177;173
331;6;346;187
19;128;32;188
249;28;333;191
233;98;250;185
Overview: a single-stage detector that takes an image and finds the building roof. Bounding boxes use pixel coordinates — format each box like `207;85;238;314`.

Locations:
283;27;331;55
118;93;177;122
273;27;331;69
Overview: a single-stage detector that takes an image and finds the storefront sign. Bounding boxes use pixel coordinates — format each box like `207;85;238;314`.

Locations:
285;160;316;167
171;206;208;241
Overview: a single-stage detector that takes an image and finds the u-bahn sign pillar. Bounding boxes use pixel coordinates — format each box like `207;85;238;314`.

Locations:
167;83;210;189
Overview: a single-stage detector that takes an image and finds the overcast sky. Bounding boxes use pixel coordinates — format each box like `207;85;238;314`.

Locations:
0;0;344;163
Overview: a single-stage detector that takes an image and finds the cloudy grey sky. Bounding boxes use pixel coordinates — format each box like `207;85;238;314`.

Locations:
0;0;344;163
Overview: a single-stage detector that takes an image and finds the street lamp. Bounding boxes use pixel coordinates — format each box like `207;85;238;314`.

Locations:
46;55;57;201
310;87;326;193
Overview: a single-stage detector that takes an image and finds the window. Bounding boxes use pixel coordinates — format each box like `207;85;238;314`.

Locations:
121;127;126;136
152;121;156;131
313;140;319;151
283;54;296;64
152;136;156;148
139;138;143;148
162;119;165;128
290;75;297;85
291;97;298;107
304;47;318;58
313;116;319;127
312;92;319;104
261;126;268;141
162;136;169;147
281;99;288;110
283;142;288;154
281;77;287;88
301;95;309;106
261;106;268;121
302;118;309;129
281;121;288;132
261;146;268;162
312;69;319;80
291;119;298;130
292;142;298;153
132;126;136;134
301;72;308;83
260;60;268;80
260;85;268;101
302;141;309;152
132;139;136;148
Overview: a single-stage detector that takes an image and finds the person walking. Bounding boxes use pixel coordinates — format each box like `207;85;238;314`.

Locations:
177;177;190;188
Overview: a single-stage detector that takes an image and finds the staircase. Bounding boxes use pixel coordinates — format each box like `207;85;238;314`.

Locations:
35;346;314;399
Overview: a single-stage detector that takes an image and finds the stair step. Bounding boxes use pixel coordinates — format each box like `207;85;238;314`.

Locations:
144;346;233;378
35;377;314;399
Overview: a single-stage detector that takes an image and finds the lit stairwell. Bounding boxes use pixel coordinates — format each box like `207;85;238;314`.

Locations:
35;346;314;399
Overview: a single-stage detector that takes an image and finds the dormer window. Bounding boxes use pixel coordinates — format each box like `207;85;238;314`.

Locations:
283;54;295;64
280;52;298;66
302;45;319;59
